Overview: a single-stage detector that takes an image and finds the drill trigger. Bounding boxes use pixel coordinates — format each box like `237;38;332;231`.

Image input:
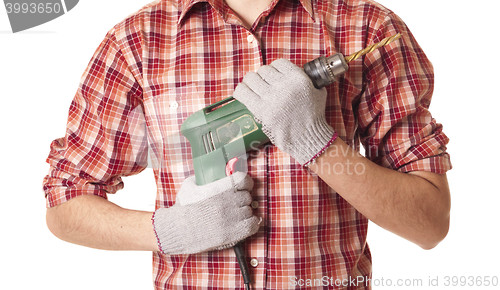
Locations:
225;157;239;176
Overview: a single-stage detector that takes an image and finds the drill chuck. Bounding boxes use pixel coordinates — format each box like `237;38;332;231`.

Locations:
303;53;349;89
303;33;401;89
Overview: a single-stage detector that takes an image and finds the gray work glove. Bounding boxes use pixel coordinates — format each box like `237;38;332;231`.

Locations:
152;171;260;255
233;58;337;166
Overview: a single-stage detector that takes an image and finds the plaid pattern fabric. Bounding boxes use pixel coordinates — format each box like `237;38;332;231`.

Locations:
43;0;451;289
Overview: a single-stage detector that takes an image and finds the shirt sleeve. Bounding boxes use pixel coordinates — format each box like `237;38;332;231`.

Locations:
42;29;147;208
356;12;451;174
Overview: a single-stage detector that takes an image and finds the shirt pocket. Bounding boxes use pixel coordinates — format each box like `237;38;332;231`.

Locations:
145;83;207;179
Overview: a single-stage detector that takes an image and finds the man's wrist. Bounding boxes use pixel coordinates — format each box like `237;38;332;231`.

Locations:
303;131;339;167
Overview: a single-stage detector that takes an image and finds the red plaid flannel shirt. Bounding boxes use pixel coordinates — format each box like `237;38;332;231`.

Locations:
43;0;451;288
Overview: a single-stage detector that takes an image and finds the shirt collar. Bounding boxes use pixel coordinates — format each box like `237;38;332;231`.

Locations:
178;0;315;26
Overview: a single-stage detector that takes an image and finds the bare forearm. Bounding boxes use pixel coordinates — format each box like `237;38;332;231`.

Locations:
309;138;450;249
46;195;159;252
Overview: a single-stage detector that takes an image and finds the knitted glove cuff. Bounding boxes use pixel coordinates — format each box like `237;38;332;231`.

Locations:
152;207;186;255
293;117;337;166
152;211;165;254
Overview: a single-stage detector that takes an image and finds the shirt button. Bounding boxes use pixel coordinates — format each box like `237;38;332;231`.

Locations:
251;200;259;209
170;101;179;109
246;34;255;43
250;258;259;267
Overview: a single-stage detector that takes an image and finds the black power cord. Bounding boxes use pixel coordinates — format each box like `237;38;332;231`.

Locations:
234;242;251;289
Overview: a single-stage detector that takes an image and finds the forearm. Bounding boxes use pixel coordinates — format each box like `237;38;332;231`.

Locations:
309;138;450;249
46;195;159;252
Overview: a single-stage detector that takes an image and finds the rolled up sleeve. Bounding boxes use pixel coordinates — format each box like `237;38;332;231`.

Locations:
43;29;147;207
357;12;451;174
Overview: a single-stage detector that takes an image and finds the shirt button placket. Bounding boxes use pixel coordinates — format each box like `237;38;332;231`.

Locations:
250;258;259;268
246;33;255;44
245;31;262;71
239;27;265;288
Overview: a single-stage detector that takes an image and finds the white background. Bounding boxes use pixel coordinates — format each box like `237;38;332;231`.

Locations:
0;0;498;289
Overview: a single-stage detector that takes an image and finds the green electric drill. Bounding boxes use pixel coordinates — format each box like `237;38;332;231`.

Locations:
179;33;401;289
180;51;350;185
180;33;401;185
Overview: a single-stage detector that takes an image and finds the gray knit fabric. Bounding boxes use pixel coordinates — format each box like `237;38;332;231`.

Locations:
233;58;336;165
153;172;260;255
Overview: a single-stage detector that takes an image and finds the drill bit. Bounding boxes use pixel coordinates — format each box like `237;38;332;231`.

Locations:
344;33;402;63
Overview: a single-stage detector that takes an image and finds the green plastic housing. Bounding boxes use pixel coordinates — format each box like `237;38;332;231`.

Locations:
180;97;269;185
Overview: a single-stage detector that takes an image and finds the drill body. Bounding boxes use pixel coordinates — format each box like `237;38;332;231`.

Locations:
180;97;269;185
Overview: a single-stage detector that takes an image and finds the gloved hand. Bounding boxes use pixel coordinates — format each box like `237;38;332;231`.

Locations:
233;58;337;166
152;171;260;255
